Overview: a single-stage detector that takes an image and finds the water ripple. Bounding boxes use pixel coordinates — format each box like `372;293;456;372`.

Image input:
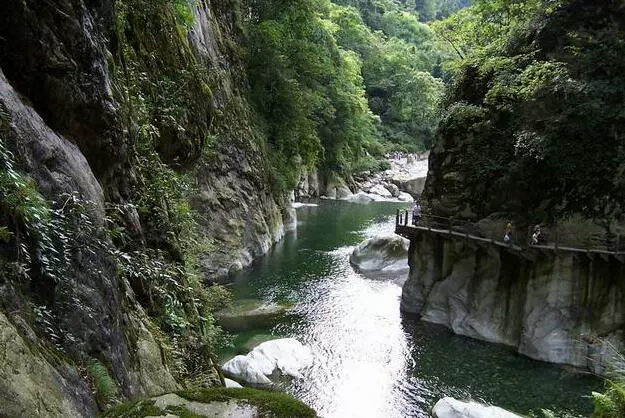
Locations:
224;201;599;418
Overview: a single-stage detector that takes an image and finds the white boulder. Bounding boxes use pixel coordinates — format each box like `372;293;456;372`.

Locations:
350;235;409;274
432;398;522;418
336;185;353;199
369;184;393;198
385;183;400;197
224;378;243;388
222;356;272;385
398;192;413;202
222;338;313;385
292;202;319;208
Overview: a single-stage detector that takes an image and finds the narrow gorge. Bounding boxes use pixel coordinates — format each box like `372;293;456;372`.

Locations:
1;0;624;417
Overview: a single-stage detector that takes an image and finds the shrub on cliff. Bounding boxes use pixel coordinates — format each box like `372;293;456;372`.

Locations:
428;0;625;224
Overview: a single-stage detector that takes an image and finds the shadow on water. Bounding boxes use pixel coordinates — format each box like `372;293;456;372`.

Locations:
220;200;600;418
399;315;600;416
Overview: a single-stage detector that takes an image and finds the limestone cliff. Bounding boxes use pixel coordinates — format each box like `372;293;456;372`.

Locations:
401;0;625;375
0;0;292;415
401;233;625;374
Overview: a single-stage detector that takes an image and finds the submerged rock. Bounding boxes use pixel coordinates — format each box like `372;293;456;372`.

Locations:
222;338;313;385
350;235;409;274
432;397;521;418
214;300;290;332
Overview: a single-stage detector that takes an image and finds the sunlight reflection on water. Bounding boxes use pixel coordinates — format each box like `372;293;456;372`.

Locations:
224;201;599;418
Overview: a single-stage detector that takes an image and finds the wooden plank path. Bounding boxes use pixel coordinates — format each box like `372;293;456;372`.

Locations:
396;224;525;252
395;210;625;260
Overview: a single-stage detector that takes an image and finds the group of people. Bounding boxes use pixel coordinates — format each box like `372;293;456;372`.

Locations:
504;223;542;245
411;202;543;246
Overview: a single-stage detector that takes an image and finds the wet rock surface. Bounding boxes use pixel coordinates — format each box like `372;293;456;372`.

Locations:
102;388;317;417
0;0;292;415
350;235;410;275
222;338;313;386
214;300;291;332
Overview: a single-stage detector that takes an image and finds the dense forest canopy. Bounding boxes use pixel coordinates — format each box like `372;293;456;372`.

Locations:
424;0;625;225
242;0;623;224
244;0;468;190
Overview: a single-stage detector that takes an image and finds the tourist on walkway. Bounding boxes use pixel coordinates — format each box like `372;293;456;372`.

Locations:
531;225;541;245
504;222;513;244
412;201;421;226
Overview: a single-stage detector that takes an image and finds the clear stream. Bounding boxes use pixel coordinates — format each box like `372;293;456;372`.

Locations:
219;200;600;418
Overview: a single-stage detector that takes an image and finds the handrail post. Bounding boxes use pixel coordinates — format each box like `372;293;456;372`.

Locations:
396;209;400;226
555;229;559;252
405;210;408;226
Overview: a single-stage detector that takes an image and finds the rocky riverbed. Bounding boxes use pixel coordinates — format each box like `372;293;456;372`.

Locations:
296;153;428;203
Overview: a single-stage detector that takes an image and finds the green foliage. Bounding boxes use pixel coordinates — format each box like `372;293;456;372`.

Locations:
432;0;565;65
432;0;625;222
172;0;196;26
110;0;233;385
86;359;121;410
592;380;625;417
246;0;378;184
329;2;446;155
115;0;214;169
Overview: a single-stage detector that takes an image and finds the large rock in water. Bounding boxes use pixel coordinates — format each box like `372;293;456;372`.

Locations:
222;338;313;385
392;176;427;198
432;397;521;418
350;235;410;274
369;184;393;198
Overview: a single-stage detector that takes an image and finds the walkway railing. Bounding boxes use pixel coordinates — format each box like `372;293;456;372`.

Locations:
396;210;625;256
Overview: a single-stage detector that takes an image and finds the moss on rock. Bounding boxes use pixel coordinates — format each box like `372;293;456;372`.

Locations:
102;388;317;418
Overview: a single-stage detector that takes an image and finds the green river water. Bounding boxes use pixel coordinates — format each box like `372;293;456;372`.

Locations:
219;200;601;418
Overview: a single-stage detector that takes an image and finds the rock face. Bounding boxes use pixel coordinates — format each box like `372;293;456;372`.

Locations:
0;0;294;415
350;236;410;274
392;176;427;198
0;312;93;417
0;66;178;410
401;232;625;374
432;397;521;418
222;338;313;385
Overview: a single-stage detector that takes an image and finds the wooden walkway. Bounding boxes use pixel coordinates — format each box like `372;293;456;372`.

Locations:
395;210;625;260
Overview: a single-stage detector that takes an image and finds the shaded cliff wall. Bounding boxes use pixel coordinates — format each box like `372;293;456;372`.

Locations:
401;232;625;374
0;0;291;416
